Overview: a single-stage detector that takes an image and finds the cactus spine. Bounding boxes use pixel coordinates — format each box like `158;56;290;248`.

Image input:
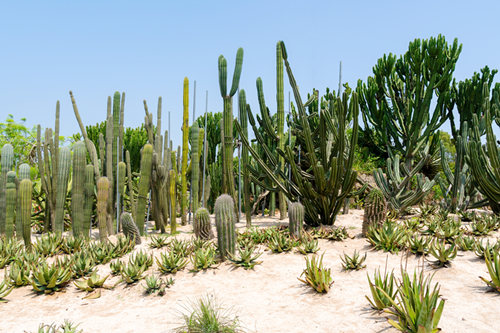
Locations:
190;123;200;213
120;212;141;245
169;169;177;234
97;177;109;242
5;171;16;238
218;48;243;206
214;194;236;260
71;142;87;237
19;179;32;248
0;144;14;235
55;146;71;234
362;189;387;236
83;164;95;238
194;207;213;240
288;202;304;238
135;144;153;235
238;91;251;227
181;78;189;225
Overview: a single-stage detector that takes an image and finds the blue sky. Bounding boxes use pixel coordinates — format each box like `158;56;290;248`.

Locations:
1;1;499;146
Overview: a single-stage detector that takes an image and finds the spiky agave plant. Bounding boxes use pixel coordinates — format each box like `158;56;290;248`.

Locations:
366;267;397;310
366;219;407;253
74;272;109;292
149;235;170;249
190;247;218;272
156;250;188;274
227;244;262;270
30;261;72;294
298;253;333;293
479;249;500;292
340;250;367;271
428;240;457;267
0;279;13;302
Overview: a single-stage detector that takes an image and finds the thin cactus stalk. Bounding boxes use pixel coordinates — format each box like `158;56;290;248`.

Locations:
288;202;304;238
181;78;189;225
238;91;251;227
194;207;213;240
5;171;16;238
72;142;87;237
214;194;236;260
0;144;14;235
118;161;126;216
55;146;71;234
112;91;120;186
276;42;287;220
198;127;204;204
120;212;141;245
362;189;387;236
105;100;115;235
83;164;95;238
169;169;176;234
125;150;135;217
19;179;32;248
97;177;109;242
190;123;200;213
135;144;153;235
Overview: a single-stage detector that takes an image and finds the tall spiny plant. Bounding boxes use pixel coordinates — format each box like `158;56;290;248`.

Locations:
0;143;13;235
72;142;87;237
181;78;189;225
238;90;251;227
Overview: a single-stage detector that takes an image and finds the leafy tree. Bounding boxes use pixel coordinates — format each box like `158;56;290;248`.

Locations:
0;114;37;164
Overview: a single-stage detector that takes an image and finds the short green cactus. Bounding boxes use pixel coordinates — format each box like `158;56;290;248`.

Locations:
214;194;236;260
288;202;304;238
120;212;141;245
362;189;387;237
194;207;213;240
19;179;32;248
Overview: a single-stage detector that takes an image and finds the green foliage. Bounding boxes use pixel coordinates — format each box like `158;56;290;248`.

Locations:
480;249;500;292
298;253;334;293
149;234;169;249
7;260;31;286
407;234;431;255
366;268;397;310
30;261;72;294
156;250;188;274
428;240;457;267
71;251;96;278
74;272;109;292
366;220;407;253
228;244;262;270
190;246;218;272
32;320;83;333
0;114;37;164
267;232;297;253
340;250;367;270
121;262;146;284
297;235;320;254
110;260;124;275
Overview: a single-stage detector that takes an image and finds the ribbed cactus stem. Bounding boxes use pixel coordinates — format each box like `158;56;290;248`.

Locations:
5;171;16;238
125;150;135;216
118;161;126;219
83;164;95;238
135;144;153;235
194;207;213;240
190;123;200;213
18;164;31;180
105;101;115;236
169;169;177;234
238;91;251;227
55;146;71;234
0;144;14;235
288;202;304;238
362;189;387;236
276;42;287;220
181;77;189;225
19;179;32;248
97;177;109;242
214;194;236;260
120;212;141;245
72;142;87;237
198;127;204;205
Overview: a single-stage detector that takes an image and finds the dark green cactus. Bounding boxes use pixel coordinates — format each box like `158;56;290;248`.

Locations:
55;146;71;234
5;171;16;238
83;164;95;238
214;194;236;260
288;202;304;238
120;212;141;245
194;207;213;240
97;177;109;242
0;143;14;235
190;123;200;213
362;189;387;237
135;144;153;235
168;169;177;234
238;90;251;227
72;142;87;237
276;42;287;220
18;164;30;180
19;179;32;248
218;48;243;206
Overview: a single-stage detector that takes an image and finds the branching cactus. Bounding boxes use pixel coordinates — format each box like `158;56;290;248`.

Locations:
362;189;387;237
19;179;32;248
0;143;14;235
214;194;236;260
135;144;153;235
72;142;87;237
288;202;304;238
5;171;17;238
83;164;95;238
97;177;109;242
194;207;213;240
120;212;141;245
55;146;71;234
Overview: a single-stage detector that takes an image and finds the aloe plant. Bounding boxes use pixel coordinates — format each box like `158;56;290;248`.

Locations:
190;246;218;272
428;240;457;267
479;249;500;292
156;250;188;274
366;267;397;310
0;279;13;302
30;261;72;294
298;253;333;293
227;244;262;270
340;250;367;271
74;272;109;292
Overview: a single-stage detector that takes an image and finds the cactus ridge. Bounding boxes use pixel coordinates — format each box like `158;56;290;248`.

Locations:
194;207;213;240
55;146;71;233
362;189;387;236
5;171;17;238
214;194;236;260
72;142;87;237
120;212;141;245
0;144;14;235
19;179;32;248
288;202;304;238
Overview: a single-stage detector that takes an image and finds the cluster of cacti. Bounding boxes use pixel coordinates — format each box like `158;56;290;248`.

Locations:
194;207;213;240
214;194;236;260
120;212;141;245
362;189;387;237
288;202;304;238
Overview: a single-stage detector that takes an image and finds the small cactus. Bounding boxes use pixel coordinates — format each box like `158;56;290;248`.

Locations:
120;212;141;245
194;207;213;240
214;194;236;260
288;202;304;238
362;189;387;237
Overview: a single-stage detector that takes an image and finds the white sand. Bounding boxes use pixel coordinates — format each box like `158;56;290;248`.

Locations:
1;209;499;333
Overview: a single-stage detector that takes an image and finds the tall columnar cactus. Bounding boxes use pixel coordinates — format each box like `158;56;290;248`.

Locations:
71;142;87;237
198;127;205;204
55;146;71;234
105;99;115;235
112;92;121;186
238;91;251;227
214;194;236;260
135;144;153;235
218;48;243;206
194;207;213;240
118;161;126;216
120;212;141;245
168;169;177;234
18;164;31;180
5;171;16;238
0;144;14;235
125;150;136;217
181;78;189;225
190;123;200;213
19;179;32;248
288;202;304;238
83;164;95;238
276;42;286;220
362;189;387;236
97;177;109;242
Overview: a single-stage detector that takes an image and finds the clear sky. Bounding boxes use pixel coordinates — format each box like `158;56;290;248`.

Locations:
1;1;499;146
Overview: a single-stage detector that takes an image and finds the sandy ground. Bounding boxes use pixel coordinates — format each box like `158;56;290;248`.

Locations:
1;209;500;333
